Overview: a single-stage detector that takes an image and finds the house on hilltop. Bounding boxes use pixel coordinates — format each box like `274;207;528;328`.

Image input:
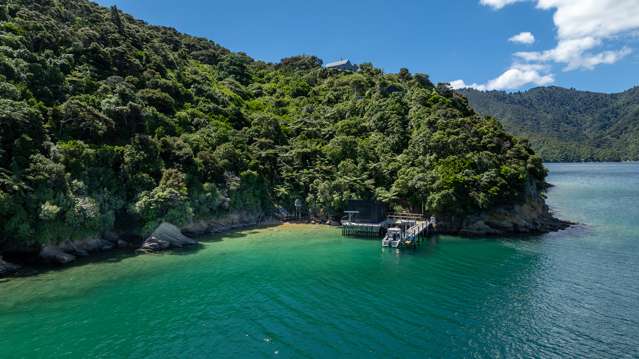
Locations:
324;59;358;71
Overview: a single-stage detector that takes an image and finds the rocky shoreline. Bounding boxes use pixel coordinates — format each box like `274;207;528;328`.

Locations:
436;195;573;236
0;202;573;279
0;212;278;278
433;179;574;236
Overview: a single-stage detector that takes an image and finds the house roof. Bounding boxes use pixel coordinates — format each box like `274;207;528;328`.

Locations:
325;59;351;68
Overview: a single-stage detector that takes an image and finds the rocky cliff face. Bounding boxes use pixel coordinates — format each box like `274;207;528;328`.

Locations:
458;196;570;236
436;181;572;236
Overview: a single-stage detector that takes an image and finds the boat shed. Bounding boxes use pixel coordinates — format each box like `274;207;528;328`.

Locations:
345;200;386;223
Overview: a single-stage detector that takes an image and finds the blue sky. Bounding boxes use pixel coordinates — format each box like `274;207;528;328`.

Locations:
94;0;639;93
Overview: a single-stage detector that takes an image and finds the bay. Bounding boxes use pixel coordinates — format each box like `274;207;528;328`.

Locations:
1;163;638;358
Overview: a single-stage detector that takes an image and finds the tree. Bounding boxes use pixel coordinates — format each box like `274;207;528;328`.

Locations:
132;168;194;232
0;0;549;248
110;6;124;34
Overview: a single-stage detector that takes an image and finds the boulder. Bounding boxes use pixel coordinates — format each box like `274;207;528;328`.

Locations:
57;237;116;256
40;245;76;265
0;256;20;276
138;222;198;252
139;237;171;252
100;240;114;251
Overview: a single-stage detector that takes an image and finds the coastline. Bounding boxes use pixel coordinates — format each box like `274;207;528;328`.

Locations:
0;212;279;279
436;198;573;236
0;206;573;279
0;177;575;279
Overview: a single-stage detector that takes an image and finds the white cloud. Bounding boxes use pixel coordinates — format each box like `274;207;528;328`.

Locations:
517;44;633;70
501;0;639;70
451;64;554;91
536;0;639;41
480;0;522;9
459;0;639;90
450;80;470;89
509;32;536;44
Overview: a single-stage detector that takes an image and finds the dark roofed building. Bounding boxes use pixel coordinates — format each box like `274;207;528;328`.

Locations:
346;200;386;223
325;59;358;72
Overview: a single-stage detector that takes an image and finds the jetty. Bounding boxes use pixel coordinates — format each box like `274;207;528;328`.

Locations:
382;216;433;249
340;200;436;249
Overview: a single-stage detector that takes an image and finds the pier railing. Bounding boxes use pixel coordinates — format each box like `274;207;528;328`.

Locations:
387;213;425;221
341;221;384;237
341;212;436;242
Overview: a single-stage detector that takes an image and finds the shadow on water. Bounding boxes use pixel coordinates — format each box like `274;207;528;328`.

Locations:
8;248;144;280
2;223;282;281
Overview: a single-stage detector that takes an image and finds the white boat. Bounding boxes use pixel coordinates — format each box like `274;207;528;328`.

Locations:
382;237;391;247
383;228;402;248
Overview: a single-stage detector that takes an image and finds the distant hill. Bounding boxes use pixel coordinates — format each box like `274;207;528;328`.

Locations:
459;86;639;161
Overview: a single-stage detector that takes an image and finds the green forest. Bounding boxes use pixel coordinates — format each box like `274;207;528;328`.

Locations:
0;0;546;247
460;87;639;162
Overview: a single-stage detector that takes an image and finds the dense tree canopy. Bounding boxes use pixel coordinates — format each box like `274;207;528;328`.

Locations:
460;87;639;162
0;0;546;246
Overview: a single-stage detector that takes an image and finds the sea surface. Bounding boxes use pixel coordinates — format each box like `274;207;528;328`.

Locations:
1;163;638;358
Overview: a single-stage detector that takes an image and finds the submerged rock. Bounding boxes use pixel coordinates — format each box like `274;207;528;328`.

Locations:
0;256;20;276
139;222;198;253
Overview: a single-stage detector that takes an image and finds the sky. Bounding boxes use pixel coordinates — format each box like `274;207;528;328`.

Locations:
94;0;639;93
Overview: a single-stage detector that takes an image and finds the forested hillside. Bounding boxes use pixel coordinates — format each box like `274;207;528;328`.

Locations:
0;0;547;247
460;87;639;162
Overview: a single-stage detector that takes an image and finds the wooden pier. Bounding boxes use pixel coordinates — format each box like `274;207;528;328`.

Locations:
341;222;384;237
341;211;436;248
399;220;431;248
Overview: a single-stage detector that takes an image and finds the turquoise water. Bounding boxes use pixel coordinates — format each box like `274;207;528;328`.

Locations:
1;163;639;358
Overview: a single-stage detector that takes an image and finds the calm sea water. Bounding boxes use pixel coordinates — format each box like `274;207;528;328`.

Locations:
1;163;639;358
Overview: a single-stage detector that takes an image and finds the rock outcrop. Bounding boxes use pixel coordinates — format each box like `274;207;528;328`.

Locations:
0;256;20;276
437;191;572;236
138;222;198;252
38;237;126;265
462;200;569;236
40;245;76;265
59;238;115;257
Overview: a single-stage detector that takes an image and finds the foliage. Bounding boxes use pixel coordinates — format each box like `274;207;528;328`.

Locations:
0;0;547;246
460;87;639;162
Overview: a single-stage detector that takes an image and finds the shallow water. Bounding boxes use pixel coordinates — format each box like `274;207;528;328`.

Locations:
1;163;639;358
